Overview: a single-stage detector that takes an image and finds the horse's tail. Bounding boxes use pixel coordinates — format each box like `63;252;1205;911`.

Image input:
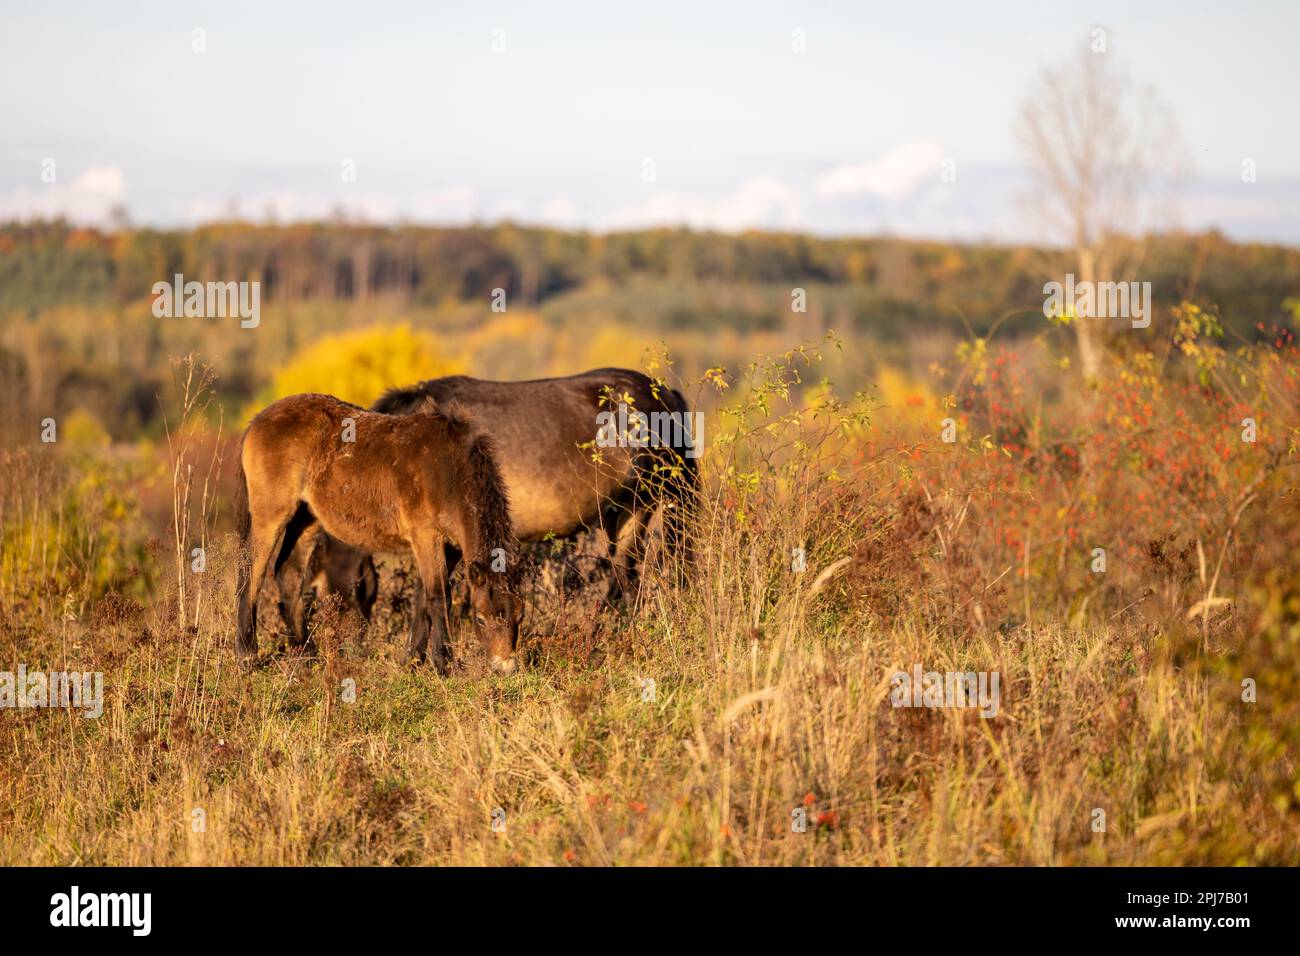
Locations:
233;435;251;544
233;435;252;605
660;386;701;580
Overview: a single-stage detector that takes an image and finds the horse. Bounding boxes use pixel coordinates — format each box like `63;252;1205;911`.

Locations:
275;532;379;649
234;393;523;673
272;368;700;641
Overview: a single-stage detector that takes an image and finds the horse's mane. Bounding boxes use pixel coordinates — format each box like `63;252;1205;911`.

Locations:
372;381;440;415
440;406;520;586
372;384;519;582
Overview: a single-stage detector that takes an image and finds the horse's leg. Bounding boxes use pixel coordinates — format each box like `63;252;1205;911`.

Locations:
444;544;463;621
270;505;318;649
658;454;699;585
237;517;292;661
604;502;648;608
353;552;379;621
275;546;305;646
406;533;451;673
598;500;626;603
289;524;323;651
406;583;430;664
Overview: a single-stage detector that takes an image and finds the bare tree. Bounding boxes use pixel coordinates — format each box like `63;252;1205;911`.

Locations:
1017;32;1184;380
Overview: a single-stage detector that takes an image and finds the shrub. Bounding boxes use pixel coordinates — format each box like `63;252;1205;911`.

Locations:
262;323;461;410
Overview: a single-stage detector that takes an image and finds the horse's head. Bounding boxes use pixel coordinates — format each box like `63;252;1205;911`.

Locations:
466;560;523;673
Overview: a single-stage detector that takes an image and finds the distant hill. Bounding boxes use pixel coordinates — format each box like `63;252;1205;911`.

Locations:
2;220;1297;338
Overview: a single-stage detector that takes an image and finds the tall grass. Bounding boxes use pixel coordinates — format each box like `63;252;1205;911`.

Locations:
1;323;1297;865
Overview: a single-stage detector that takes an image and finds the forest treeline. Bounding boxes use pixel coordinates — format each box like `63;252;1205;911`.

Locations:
3;218;1298;446
3;219;1298;337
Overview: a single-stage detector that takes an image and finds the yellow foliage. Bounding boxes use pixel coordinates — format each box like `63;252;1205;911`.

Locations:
873;365;938;427
459;312;553;379
577;323;663;374
63;408;111;452
265;323;462;410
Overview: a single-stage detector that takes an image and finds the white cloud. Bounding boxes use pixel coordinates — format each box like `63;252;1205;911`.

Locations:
711;177;805;231
538;196;581;227
488;195;530;222
815;140;945;201
407;185;479;222
60;150;1300;245
0;165;127;224
182;187;481;225
603;176;804;232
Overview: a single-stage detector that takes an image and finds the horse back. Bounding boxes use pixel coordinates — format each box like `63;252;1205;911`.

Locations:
372;369;683;539
243;393;455;551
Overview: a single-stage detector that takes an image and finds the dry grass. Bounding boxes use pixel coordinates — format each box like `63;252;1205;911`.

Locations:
1;340;1297;866
0;538;1290;866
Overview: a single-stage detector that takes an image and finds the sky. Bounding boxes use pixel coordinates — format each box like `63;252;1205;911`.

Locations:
1;0;1297;243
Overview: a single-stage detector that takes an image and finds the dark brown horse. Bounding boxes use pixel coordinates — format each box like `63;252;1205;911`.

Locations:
275;533;379;649
274;368;699;641
234;393;523;672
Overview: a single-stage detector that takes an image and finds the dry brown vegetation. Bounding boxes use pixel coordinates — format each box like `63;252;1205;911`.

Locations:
2;317;1299;866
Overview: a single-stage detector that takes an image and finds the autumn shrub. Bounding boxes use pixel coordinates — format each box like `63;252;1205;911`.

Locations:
0;444;154;621
847;303;1300;634
259;323;462;411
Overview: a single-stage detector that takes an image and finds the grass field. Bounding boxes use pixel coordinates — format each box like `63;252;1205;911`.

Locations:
2;331;1298;866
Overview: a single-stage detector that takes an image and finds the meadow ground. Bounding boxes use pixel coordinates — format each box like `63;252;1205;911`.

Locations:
2;329;1298;866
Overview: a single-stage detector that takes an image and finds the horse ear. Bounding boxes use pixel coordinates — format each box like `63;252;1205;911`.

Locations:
467;561;487;587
